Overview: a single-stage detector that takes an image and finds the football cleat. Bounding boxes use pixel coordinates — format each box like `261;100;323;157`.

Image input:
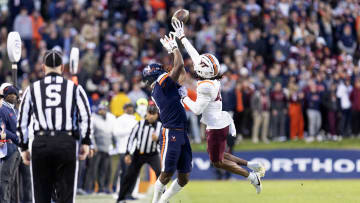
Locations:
248;162;266;177
250;172;262;194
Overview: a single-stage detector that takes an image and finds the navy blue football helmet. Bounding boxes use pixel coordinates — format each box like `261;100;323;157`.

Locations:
142;63;166;86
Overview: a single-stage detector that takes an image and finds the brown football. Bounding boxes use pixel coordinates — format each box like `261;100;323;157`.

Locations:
172;9;189;23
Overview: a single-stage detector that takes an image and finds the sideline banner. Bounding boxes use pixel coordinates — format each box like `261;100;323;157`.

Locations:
191;149;360;179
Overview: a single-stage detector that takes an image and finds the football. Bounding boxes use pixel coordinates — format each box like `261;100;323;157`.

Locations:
172;9;189;24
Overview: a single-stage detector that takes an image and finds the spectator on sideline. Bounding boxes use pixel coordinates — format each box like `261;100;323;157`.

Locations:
306;81;322;141
337;79;352;137
135;98;149;120
251;85;270;143
112;103;138;193
110;83;131;117
350;79;360;137
84;100;116;194
270;82;287;141
288;83;304;140
323;83;341;139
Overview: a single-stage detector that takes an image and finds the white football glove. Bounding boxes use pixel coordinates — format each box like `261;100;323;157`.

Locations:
178;86;188;99
171;18;185;40
160;32;178;54
230;120;237;137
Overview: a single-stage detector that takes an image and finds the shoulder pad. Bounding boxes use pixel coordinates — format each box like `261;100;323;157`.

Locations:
197;80;215;95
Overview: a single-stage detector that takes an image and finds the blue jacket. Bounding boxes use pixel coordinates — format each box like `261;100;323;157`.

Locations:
0;101;19;158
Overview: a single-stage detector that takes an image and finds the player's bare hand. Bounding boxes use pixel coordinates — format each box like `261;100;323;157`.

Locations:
152;132;158;141
89;148;96;158
171;18;185;39
160;32;178;54
124;155;132;165
79;144;90;160
21;150;31;165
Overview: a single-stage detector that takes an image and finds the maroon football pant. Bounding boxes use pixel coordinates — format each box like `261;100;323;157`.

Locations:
206;126;229;163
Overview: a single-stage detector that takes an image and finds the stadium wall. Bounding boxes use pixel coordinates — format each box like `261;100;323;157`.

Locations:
191;149;360;179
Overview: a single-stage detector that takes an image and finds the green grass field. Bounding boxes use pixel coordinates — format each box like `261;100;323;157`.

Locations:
77;180;360;203
81;139;360;203
172;180;360;203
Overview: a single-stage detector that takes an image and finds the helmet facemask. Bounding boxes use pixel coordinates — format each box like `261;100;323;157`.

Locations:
194;54;220;79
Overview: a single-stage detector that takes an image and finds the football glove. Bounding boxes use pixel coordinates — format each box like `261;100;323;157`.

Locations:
171;18;185;40
160;32;178;54
178;86;188;99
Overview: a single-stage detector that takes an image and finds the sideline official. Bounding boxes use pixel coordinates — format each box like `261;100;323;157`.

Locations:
117;105;162;202
17;50;92;203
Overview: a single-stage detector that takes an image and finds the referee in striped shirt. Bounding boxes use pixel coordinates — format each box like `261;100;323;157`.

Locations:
17;50;92;203
117;105;162;203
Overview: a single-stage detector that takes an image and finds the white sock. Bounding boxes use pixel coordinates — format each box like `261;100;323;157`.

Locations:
159;179;183;203
247;161;257;168
152;179;166;203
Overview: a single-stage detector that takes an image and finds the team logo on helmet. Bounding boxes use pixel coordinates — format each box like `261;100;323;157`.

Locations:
142;63;166;86
194;53;220;79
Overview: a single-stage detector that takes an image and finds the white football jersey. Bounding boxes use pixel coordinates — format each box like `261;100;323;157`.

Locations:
183;79;233;129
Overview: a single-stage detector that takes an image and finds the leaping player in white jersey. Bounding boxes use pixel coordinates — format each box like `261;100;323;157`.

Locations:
172;18;265;194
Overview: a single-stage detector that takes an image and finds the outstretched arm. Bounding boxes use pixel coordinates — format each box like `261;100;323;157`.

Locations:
172;18;201;66
160;32;185;83
169;48;185;83
181;38;201;65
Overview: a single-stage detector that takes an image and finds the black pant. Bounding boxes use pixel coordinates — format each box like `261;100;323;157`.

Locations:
117;153;161;201
19;162;32;203
0;151;21;203
94;151;111;192
340;109;351;137
77;159;87;191
31;134;77;203
84;151;111;192
83;156;95;192
351;110;360;135
113;154;127;193
234;110;252;138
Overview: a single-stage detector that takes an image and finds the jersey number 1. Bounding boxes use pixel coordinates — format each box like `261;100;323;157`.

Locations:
45;84;61;107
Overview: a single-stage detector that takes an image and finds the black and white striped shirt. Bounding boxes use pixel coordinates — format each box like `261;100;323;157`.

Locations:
126;120;162;155
17;72;92;150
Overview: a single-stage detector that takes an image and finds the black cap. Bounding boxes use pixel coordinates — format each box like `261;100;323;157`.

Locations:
43;50;62;68
3;86;18;98
147;105;158;114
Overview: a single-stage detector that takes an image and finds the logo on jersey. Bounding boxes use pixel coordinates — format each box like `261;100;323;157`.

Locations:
171;136;176;142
